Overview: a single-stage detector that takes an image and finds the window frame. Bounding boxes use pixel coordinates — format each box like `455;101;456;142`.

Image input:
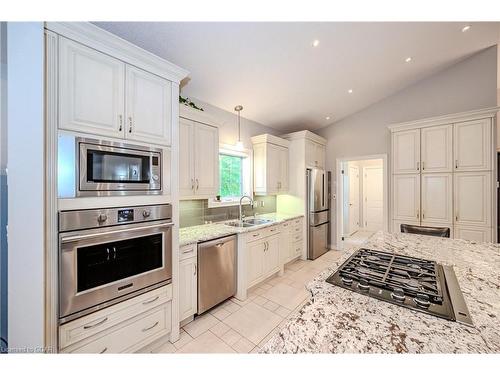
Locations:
207;143;253;208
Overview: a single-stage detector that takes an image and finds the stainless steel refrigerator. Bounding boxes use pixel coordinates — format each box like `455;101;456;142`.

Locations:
306;168;331;260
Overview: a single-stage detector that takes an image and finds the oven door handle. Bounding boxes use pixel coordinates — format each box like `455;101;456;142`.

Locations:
60;222;173;244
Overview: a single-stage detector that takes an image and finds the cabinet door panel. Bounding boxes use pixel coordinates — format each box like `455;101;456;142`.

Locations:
278;147;289;192
179;119;195;197
392;174;420;221
392;130;420;174
454;172;491;226
263;235;280;275
454;226;491;243
193;123;219;197
179;257;197;321
247;241;265;286
454;119;491;171
59;37;125;137
266;144;280;195
421;174;452;224
421;125;452;172
125;66;172;146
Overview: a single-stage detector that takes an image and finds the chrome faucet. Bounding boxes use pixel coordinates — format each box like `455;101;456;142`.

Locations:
239;195;254;221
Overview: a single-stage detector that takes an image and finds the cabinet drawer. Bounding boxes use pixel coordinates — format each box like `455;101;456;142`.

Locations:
69;304;170;353
247;230;264;243
247;225;280;243
290;231;303;243
180;244;197;261
292;240;303;257
292;218;303;226
59;284;172;350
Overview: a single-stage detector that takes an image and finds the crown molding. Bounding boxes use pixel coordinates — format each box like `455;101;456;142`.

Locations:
45;22;189;84
179;104;218;128
281;130;327;145
251;133;290;148
388;106;500;132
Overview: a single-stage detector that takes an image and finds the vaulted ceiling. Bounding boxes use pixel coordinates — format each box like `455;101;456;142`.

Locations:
95;22;500;131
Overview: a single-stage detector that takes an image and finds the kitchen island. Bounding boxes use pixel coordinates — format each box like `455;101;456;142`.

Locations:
261;231;500;353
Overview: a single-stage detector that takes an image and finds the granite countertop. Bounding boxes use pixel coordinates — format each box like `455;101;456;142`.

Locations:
261;231;500;353
179;212;304;247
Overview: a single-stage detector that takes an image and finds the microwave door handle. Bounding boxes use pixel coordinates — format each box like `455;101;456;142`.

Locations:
60;222;173;244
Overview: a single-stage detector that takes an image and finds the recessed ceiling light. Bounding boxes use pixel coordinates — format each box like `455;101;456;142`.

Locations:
461;25;471;33
325;116;331;120
348;89;353;94
405;57;412;63
312;39;320;47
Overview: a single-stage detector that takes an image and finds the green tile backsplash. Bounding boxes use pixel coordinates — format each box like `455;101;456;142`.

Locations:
180;195;277;228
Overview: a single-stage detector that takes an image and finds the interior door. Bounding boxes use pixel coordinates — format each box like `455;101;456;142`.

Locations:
363;166;383;231
193;123;219;197
454;172;491;226
179;118;195;197
454;119;491;171
421;173;452;225
59;37;125;138
348;165;360;235
392;174;420;222
392;129;420;174
125;65;172;146
421;125;452;172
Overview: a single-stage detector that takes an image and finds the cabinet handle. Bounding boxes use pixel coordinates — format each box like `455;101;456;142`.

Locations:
422;161;425;171
194;264;197;276
83;317;108;330
142;296;159;305
118;114;123;131
416;161;420;171
142;321;159;332
416;209;419;219
196;179;199;191
270;228;276;232
128;116;133;133
99;347;108;354
182;247;194;254
191;179;195;191
455;160;458;169
422;210;425;219
456;213;459;221
252;233;259;238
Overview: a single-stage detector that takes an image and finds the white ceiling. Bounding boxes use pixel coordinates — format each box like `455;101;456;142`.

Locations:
94;22;500;131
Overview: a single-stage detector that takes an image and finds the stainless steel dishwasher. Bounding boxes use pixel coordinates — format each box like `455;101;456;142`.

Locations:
197;235;237;314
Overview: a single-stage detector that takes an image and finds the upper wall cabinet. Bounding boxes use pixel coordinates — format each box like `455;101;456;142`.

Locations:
454;119;491;171
179;117;219;199
59;37;125;138
125;66;172;146
421;125;452;173
59;37;172;146
252;134;290;195
305;140;326;169
392;129;420;174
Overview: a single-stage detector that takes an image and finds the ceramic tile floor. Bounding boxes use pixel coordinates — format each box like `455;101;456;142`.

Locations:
151;249;342;354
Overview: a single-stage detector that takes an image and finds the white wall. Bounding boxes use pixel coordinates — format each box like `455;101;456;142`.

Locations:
318;46;498;244
182;96;280;148
7;22;45;351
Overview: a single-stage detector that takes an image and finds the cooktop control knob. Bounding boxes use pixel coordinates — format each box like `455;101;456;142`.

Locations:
414;293;431;309
390;287;406;302
97;213;108;224
142;210;151;218
357;279;370;292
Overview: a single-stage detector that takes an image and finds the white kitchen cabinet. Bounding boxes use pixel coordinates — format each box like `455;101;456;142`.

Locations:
454;172;491;227
252;134;290;195
305;140;326;169
263;233;280;276
421;173;452;225
454;119;491;171
179;118;219;198
246;240;266;287
125;66;172;146
454;226;492;243
392;174;420;222
179;255;197;322
392;129;420;174
421;125;453;173
246;229;281;288
59;37;173;146
279;221;292;263
59;37;125;138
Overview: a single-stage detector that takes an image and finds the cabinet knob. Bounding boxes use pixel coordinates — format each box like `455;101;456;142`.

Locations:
128;117;133;133
118;114;123;131
97;214;108;224
142;210;151;218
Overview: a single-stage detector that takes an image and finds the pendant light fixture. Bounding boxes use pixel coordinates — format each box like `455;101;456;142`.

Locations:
234;105;244;150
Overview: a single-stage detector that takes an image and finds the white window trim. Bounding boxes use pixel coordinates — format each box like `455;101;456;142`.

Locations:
207;143;253;208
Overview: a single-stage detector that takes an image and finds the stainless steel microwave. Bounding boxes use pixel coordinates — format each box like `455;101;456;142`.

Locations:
58;135;163;197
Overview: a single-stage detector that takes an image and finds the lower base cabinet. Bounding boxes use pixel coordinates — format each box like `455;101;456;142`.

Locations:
59;285;172;353
454;226;492;243
247;233;280;288
179;251;198;322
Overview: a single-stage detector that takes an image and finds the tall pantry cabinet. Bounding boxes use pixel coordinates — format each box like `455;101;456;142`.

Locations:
390;108;498;243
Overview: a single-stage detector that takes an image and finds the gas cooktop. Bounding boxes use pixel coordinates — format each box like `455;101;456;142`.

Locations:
325;248;473;326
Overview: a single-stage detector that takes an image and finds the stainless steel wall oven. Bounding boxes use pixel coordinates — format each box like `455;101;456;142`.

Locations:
58;204;172;323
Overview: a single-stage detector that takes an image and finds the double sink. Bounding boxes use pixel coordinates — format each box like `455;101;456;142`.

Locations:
225;218;274;228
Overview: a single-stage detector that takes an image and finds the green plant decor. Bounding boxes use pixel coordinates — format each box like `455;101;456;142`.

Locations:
179;95;204;111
